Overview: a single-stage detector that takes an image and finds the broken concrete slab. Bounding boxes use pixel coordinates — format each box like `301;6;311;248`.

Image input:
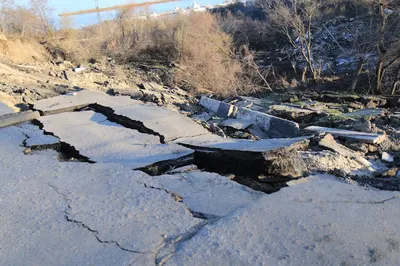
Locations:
0;102;13;115
179;136;310;152
0;111;40;128
38;111;194;168
179;137;310;179
236;108;300;138
382;152;395;163
301;150;375;177
34;90;210;142
0;126;144;265
305;126;387;144
200;97;300;137
318;134;376;171
248;124;269;139
24;127;60;147
154;172;262;218
111;104;210;142
219;118;253;130
33;90;135;115
343;108;385;118
166;175;400;266
200;96;237;118
268;104;317;121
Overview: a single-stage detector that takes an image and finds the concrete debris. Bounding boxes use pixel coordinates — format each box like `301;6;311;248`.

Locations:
0;111;40;128
318;134;376;171
179;136;310;180
305;126;387;144
0;102;13;115
353;120;372;133
219;118;253;130
382;152;395;163
268;104;316;121
343;108;385;118
73;67;86;73
200;97;300;138
200;96;237;118
34;90;210;142
301;150;374;177
247;125;269;139
237;108;300;138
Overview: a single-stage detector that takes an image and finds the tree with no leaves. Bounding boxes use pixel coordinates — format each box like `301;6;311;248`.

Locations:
260;0;322;82
29;0;53;34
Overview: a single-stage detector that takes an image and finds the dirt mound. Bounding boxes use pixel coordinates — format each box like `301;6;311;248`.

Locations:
0;38;49;64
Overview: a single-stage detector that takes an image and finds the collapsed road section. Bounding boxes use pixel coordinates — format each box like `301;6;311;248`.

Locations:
1;89;400;265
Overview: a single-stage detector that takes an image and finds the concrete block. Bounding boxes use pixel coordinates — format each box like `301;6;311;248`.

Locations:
200;96;237;118
237;108;300;138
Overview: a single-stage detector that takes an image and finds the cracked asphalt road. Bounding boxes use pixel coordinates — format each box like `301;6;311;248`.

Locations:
1;91;400;265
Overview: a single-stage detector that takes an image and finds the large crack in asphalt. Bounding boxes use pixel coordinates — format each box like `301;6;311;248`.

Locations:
88;103;167;144
27;120;95;163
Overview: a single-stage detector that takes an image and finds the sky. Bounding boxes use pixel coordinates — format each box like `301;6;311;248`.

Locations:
16;0;225;27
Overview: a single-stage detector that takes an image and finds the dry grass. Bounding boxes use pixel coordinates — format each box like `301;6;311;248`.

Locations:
50;12;258;96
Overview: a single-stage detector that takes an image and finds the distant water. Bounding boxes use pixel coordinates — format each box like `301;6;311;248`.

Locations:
66;0;225;27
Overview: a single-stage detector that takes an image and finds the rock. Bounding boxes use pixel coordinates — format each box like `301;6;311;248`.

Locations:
379;168;398;178
63;70;77;81
382;152;394;163
200;96;237;118
318;134;375;171
301;150;374;177
236;108;300;138
141;82;165;92
208;122;226;138
305;126;387;144
353;120;372;133
109;87;143;99
268;104;316;121
344;140;368;154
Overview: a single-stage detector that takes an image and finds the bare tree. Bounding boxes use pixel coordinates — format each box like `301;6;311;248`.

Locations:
261;0;322;82
375;0;400;94
0;0;12;34
29;0;53;35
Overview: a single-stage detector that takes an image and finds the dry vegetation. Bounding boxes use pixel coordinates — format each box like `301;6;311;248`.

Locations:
0;0;399;96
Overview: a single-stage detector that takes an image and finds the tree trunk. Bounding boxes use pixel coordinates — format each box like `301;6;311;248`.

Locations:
350;58;364;92
376;59;384;94
391;67;400;95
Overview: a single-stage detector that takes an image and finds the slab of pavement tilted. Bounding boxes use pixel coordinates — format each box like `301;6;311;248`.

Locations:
34;90;210;142
1;124;400;265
